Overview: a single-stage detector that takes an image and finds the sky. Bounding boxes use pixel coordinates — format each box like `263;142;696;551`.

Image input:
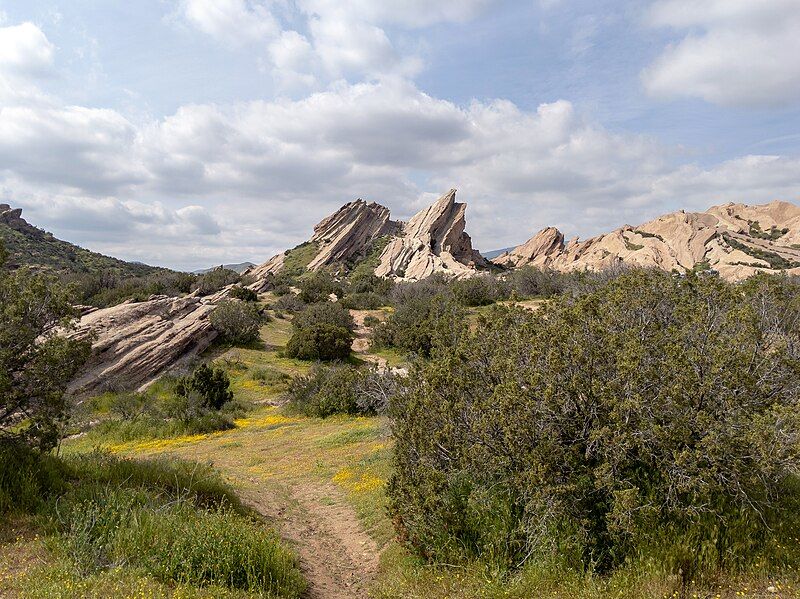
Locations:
0;0;799;271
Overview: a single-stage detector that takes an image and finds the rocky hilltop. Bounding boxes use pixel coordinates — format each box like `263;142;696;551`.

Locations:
0;204;167;277
248;189;488;287
493;200;800;280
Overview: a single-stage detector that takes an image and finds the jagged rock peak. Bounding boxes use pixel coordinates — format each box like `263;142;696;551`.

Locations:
0;204;43;238
248;189;489;284
493;227;565;268
375;189;489;280
307;199;397;271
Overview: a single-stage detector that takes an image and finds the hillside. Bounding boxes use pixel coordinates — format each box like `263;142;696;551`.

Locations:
493;200;800;280
0;203;168;277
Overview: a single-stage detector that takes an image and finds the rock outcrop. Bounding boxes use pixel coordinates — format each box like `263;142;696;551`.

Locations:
375;189;489;279
248;189;488;285
493;200;800;281
1;204;46;239
66;295;218;396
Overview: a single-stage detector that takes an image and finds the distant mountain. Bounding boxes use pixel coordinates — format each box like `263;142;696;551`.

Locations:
0;204;168;278
492;201;800;281
192;262;255;275
481;247;514;260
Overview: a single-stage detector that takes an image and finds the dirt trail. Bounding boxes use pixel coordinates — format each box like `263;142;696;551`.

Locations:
241;480;380;599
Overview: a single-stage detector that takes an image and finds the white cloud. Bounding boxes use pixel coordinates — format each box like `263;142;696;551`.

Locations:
176;0;490;88
180;0;279;45
643;0;800;107
0;22;55;77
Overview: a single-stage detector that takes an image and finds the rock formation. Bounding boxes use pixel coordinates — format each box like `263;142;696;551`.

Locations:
1;204;46;239
493;200;800;281
65;295;219;396
374;189;489;279
248;189;488;286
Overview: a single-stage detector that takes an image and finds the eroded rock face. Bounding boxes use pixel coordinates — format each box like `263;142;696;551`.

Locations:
66;295;218;396
493;201;800;281
247;189;488;285
375;189;488;279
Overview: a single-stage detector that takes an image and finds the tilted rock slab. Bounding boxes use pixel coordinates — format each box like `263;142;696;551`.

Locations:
66;295;218;396
493;200;800;281
247;188;488;285
375;189;489;280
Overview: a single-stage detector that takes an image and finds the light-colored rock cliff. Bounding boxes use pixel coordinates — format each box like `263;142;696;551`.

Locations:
493;200;800;281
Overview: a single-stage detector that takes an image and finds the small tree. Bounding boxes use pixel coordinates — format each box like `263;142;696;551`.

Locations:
175;364;233;410
297;272;343;303
210;300;263;345
0;243;91;451
195;268;240;295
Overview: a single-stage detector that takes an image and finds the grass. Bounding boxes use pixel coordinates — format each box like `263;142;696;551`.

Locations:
0;449;305;598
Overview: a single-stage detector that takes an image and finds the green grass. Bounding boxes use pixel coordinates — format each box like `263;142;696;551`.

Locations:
0;448;305;598
281;241;319;277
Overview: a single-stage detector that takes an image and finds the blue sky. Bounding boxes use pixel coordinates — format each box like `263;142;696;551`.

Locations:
0;0;799;270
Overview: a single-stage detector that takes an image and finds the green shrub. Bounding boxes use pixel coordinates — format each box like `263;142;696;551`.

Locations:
389;270;800;579
175;364;233;411
363;315;380;327
372;294;466;356
287;363;397;417
209;300;264;345
339;292;387;310
229;285;258;302
297;271;344;303
273;294;305;312
451;276;509;306
292;301;355;333
194;267;240;295
285;324;353;361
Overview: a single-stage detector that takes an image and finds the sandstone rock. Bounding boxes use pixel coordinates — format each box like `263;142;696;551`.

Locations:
248;189;488;285
307;200;397;270
492;227;565;268
494;200;800;281
0;204;45;238
66;295;218;396
375;189;489;280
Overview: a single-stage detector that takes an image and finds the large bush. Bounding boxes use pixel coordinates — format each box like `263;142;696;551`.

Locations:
285;324;353;361
285;302;355;361
209;300;264;344
297;271;344;303
372;294;466;356
388;270;800;579
292;301;355;333
287;363;397;417
451;275;509;306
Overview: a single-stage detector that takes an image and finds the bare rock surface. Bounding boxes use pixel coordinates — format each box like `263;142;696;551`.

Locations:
66;295;219;396
248;189;488;285
375;189;489;280
493;200;800;281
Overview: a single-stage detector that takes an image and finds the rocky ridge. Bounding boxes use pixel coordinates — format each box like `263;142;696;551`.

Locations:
493;201;800;281
248;189;488;286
